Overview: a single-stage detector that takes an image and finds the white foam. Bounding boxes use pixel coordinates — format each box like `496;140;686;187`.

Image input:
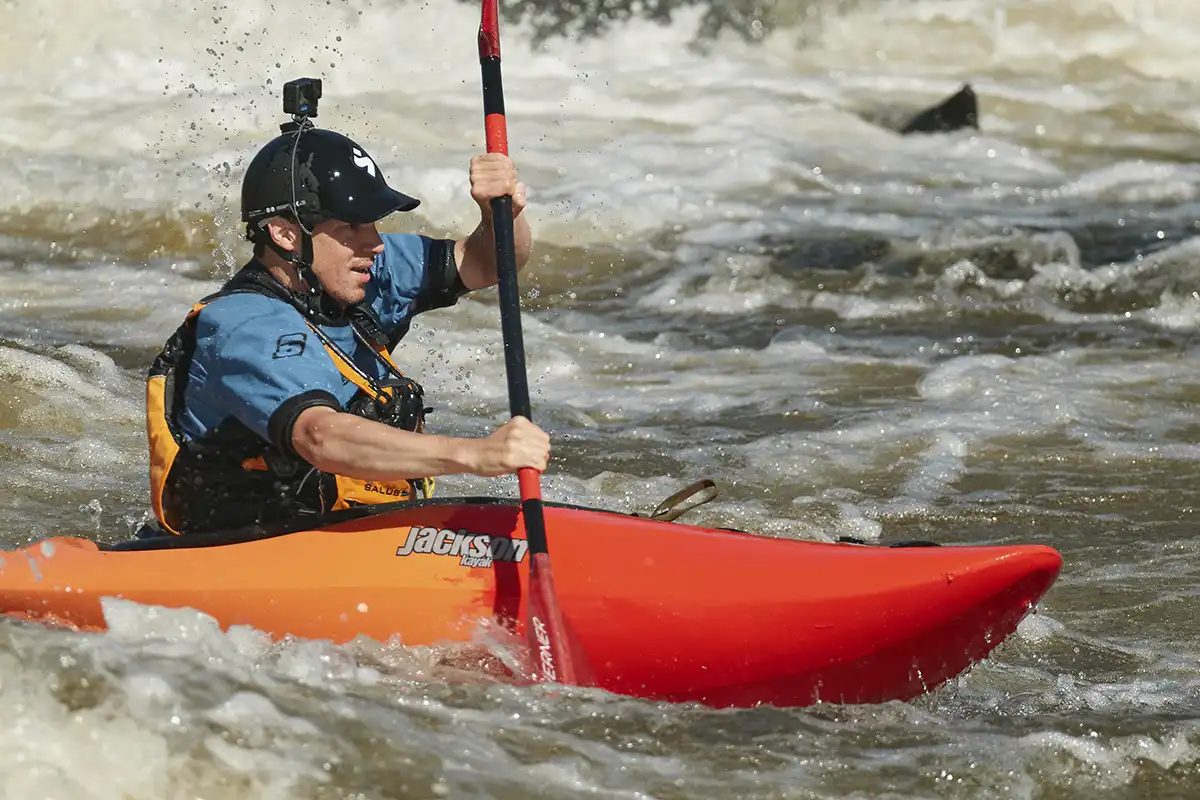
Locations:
1021;729;1196;790
1016;612;1066;643
5;0;1198;258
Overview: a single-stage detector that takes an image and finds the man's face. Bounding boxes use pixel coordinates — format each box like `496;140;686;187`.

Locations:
308;218;385;306
265;216;384;306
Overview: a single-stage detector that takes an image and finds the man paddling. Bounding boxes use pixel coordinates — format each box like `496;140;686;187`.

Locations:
144;79;550;535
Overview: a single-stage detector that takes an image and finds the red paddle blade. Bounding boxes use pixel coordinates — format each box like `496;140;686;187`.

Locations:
526;552;593;686
519;470;594;686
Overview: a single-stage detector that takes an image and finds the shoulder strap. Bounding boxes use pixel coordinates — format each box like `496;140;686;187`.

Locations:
347;305;390;350
207;262;297;305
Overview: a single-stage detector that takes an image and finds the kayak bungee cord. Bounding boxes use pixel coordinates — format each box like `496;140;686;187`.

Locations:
478;0;593;686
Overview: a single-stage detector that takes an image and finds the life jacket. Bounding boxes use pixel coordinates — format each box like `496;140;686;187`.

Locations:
145;264;435;535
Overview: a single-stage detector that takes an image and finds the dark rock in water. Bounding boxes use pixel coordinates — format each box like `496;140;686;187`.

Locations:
762;232;894;276
883;237;1050;280
762;227;1075;284
1037;218;1197;268
856;84;980;136
900;84;979;136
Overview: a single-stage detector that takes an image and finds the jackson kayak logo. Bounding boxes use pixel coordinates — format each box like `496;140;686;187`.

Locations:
395;525;528;568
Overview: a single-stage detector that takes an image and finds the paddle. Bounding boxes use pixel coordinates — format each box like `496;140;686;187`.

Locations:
477;0;590;686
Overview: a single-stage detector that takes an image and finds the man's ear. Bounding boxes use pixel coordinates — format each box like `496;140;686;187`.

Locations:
265;217;300;253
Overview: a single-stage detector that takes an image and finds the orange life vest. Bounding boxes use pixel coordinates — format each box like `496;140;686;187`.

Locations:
145;268;433;535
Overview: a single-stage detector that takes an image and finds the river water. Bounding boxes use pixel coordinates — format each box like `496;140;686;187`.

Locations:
2;0;1199;796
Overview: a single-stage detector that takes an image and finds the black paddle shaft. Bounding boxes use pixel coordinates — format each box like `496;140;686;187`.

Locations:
480;47;551;562
480;55;533;422
491;195;533;422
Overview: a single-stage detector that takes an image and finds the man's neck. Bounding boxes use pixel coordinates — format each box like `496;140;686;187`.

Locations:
254;254;350;319
257;254;303;292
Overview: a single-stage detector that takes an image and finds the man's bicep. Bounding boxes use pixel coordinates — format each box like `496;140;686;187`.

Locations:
288;403;341;463
269;390;342;456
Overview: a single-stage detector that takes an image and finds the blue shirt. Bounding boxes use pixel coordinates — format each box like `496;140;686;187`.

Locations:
179;233;459;446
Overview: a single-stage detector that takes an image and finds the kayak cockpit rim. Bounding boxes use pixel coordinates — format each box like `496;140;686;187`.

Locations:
106;495;671;552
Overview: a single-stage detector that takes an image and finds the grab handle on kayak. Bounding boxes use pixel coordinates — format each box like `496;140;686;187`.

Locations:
645;479;719;522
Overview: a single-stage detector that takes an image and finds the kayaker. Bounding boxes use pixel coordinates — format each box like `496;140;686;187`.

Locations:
143;86;549;536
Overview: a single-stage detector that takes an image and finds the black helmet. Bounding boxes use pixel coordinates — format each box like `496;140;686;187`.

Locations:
241;127;420;236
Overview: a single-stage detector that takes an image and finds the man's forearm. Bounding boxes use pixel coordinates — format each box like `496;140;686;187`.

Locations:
292;407;478;480
456;208;532;290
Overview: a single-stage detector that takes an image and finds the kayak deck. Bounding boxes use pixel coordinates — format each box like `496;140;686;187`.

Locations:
0;497;1062;708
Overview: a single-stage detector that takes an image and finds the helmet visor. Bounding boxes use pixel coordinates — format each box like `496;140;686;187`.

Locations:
337;186;421;224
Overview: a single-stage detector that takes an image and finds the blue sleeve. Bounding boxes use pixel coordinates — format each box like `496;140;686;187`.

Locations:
183;295;342;450
369;233;464;343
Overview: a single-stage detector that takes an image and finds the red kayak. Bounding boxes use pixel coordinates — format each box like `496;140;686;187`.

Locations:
0;496;1061;708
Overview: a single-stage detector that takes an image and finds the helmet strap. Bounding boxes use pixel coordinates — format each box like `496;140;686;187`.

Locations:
294;230;322;300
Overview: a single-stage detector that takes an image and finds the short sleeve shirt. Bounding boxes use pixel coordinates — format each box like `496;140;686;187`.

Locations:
178;233;459;447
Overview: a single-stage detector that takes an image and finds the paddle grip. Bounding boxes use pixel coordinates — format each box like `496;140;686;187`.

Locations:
518;467;542;501
480;57;507;154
